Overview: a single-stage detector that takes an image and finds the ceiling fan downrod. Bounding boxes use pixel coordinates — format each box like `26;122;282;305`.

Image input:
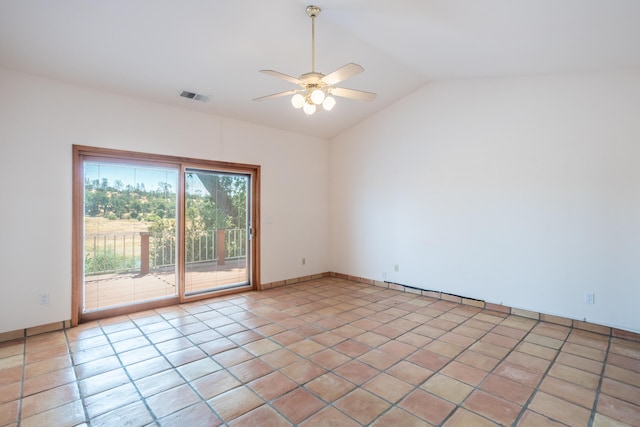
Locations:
307;5;321;73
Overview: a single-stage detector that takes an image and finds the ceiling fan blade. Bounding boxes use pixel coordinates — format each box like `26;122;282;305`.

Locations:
259;70;304;86
321;63;364;85
253;90;298;102
330;87;377;102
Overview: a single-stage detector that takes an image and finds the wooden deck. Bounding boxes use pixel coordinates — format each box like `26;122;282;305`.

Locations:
84;258;247;311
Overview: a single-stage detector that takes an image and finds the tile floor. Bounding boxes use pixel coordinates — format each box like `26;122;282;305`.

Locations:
1;277;639;426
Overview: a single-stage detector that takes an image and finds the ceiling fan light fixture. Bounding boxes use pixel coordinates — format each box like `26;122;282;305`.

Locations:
310;88;325;105
291;93;305;108
322;96;336;111
303;102;316;115
254;5;376;114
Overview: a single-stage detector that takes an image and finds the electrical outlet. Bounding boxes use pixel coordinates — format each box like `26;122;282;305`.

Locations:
394;264;399;272
584;292;595;304
39;293;49;305
302;257;306;266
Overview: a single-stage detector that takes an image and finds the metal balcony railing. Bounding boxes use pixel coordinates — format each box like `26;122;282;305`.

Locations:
84;228;246;275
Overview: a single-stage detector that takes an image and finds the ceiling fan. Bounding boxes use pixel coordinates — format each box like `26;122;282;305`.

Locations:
253;5;376;115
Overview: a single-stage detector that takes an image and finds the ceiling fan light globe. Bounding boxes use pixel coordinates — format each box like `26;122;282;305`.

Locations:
303;102;316;115
291;94;305;108
310;88;325;105
322;96;336;111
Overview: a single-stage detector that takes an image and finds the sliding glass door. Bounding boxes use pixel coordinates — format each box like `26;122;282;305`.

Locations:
73;146;260;324
185;169;250;295
83;161;179;311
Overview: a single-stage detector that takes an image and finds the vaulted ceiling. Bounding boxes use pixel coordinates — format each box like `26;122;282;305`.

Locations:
1;0;639;138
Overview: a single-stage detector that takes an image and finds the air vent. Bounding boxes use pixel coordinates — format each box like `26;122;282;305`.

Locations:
179;90;209;102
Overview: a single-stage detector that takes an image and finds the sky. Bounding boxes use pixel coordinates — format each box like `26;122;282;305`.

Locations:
84;162;208;195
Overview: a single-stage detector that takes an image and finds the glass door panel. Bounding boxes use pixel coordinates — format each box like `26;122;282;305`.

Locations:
185;169;250;295
83;161;178;311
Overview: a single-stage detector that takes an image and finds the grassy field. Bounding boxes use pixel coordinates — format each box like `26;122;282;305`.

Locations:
84;217;152;235
84;218;155;273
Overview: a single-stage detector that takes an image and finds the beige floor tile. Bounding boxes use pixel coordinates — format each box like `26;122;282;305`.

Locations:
358;348;401;370
24;354;72;378
523;333;564;350
494;362;542;388
228;358;273;382
548;363;600;389
334;359;379;385
422;373;473;404
482;332;520;349
334;339;370;357
22;367;77;396
310;348;351;369
248;371;297;400
228;404;289;427
529;391;591;426
272;388;325;424
0;399;19;426
441;361;488;386
305;373;356;402
208;385;264;422
90;400;154;427
260;348;302;369
211;346;253;368
592;412;636;427
601;377;640;406
517;409;566;426
363;372;414;403
480;374;534;406
299;406;360;427
191;370;240;400
0;366;22;388
505;351;552;373
79;368;131;398
0;382;22;403
597;393;640;426
372;407;434;426
456;350;501;372
280;359;326;384
335;388;391;425
386;360;434;385
607;352;640;373
20;399;85;427
406;349;450;371
463;390;522;426
82;383;140;419
444;408;500;427
286;338;325;357
177;357;221;381
378;340;418;358
555;352;603;375
21;382;80;418
605;364;640;387
538;376;596;409
6;278;640;427
399;389;456;425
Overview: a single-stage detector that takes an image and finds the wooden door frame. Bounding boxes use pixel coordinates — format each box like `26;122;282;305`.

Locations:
72;145;260;326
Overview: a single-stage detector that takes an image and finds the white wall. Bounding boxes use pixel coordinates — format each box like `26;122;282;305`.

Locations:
0;68;329;333
3;67;639;335
330;71;640;333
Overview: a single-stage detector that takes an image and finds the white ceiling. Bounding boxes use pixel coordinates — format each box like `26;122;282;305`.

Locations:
1;0;639;139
